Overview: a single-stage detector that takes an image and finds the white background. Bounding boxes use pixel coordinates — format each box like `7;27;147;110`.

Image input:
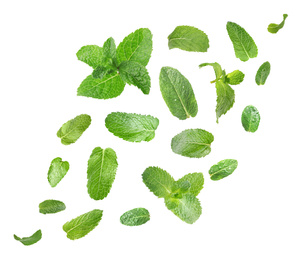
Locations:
1;0;302;259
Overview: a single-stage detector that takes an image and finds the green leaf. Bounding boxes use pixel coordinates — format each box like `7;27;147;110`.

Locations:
142;166;175;198
171;129;214;158
116;28;152;67
174;173;204;196
159;66;198;120
57;114;91;145
226;21;258;61
105;112;159;142
119;61;151;94
63;209;103;240
165;193;202;224
168;25;209;52
225;70;245;85
255;61;271;85
87;147;118;200
47;157;70;187
76;45;103;69
268;14;288;34
215;80;235;123
199;62;223;80
209;159;238;181
120;208;150;226
39;199;66;214
14;230;42;246
241;105;261;133
92;65;114;80
77;73;126;99
101;37;117;69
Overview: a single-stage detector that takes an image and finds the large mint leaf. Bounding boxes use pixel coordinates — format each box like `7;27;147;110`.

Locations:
165;193;202;224
76;45;103;69
226;22;258;61
255;61;271;85
87;147;118;200
105;112;159;142
268;14;288;34
168;25;209;52
39;199;66;214
241;105;261;133
14;230;42;246
47;157;70;187
174;172;204;196
77;73;125;99
159;67;198;120
209;159;238;181
120;208;150;226
119;61;151;94
171;129;214;158
116;28;152;66
57;114;91;145
63;209;103;240
142;166;175;198
215;80;235;123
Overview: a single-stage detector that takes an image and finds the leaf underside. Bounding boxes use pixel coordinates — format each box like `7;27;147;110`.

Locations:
47;157;70;187
39;199;66;214
255;61;271;85
14;230;42;246
120;208;150;226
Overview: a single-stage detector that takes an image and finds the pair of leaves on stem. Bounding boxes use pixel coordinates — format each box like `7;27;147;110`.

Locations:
77;28;152;99
199;62;244;122
142;167;204;224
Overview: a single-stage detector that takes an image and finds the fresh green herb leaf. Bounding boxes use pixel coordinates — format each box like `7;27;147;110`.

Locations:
63;209;103;240
57;114;91;145
165;193;202;224
209;159;238;180
159;66;198;120
76;45;103;69
142;166;175;198
39;199;66;214
120;208;150;226
119;61;151;94
92;65;114;80
226;70;245;85
116;28;152;67
77;73;126;99
47;157;69;187
87;147;118;200
171;129;214;158
241;105;261;133
174;173;204;196
105;112;159;142
14;230;42;246
168;25;209;52
255;61;271;85
226;22;258;61
199;62;223;80
268;14;288;34
101;37;118;70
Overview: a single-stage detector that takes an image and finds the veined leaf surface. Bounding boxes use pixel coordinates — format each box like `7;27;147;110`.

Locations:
120;208;150;226
255;61;271;85
76;45;103;69
241;105;260;133
47;157;69;187
14;230;42;246
39;199;66;214
209;159;238;180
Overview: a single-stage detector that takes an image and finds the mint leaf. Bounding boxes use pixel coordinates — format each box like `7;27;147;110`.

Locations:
174;173;204;196
101;37;117;69
165;193;202;224
77;73;126;99
47;157;69;187
87;147;118;200
159;66;198;120
171;129;214;158
39;199;66;214
209;159;238;181
142;166;175;198
57;114;91;145
168;25;209;52
215;80;235;123
241;105;261;133
92;65;114;80
76;45;103;69
226;22;258;61
255;61;271;85
119;61;151;94
226;70;245;85
199;62;223;80
105;112;159;142
120;208;150;226
14;230;42;246
268;14;288;34
116;28;152;67
63;209;103;240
